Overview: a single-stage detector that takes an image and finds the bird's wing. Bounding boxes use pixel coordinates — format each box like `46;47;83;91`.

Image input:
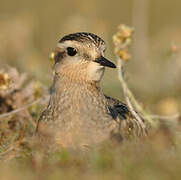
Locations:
105;95;146;139
105;95;130;120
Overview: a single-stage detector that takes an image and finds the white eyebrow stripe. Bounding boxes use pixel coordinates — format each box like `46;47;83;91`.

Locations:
56;40;76;49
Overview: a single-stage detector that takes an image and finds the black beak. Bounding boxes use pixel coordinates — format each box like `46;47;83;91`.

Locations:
95;56;116;68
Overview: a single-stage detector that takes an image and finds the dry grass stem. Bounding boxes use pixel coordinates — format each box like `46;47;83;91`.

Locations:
0;96;48;118
117;58;146;130
113;24;181;131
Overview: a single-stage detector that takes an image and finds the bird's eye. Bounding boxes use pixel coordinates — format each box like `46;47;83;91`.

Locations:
67;47;77;56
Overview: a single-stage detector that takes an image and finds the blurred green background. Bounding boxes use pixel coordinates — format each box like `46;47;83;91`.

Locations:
0;0;181;115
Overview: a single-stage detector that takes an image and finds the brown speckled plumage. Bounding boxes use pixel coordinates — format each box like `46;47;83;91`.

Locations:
36;32;146;149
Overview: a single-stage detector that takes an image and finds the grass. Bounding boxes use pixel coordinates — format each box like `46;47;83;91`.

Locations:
0;136;181;180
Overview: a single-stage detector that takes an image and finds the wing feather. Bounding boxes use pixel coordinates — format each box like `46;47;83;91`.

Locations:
105;95;147;139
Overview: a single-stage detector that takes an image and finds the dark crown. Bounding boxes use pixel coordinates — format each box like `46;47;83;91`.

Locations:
59;32;105;48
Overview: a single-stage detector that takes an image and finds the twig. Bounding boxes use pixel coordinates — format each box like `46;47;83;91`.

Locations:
0;95;49;119
0;144;15;157
117;57;159;128
114;24;180;131
147;113;180;121
116;56;180;128
117;57;147;129
0;96;49;158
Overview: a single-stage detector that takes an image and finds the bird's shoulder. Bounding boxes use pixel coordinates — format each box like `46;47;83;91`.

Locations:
105;95;147;139
105;95;131;120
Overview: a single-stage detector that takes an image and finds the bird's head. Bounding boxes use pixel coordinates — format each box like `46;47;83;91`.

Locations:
53;32;116;83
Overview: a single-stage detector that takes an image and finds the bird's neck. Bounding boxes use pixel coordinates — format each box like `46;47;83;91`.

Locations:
49;74;107;110
53;73;101;94
47;74;108;120
48;74;109;125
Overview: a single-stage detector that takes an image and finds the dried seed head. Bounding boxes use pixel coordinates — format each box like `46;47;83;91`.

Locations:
113;24;134;61
0;73;11;90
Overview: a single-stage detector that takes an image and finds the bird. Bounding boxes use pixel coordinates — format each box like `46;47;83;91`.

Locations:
36;32;146;150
